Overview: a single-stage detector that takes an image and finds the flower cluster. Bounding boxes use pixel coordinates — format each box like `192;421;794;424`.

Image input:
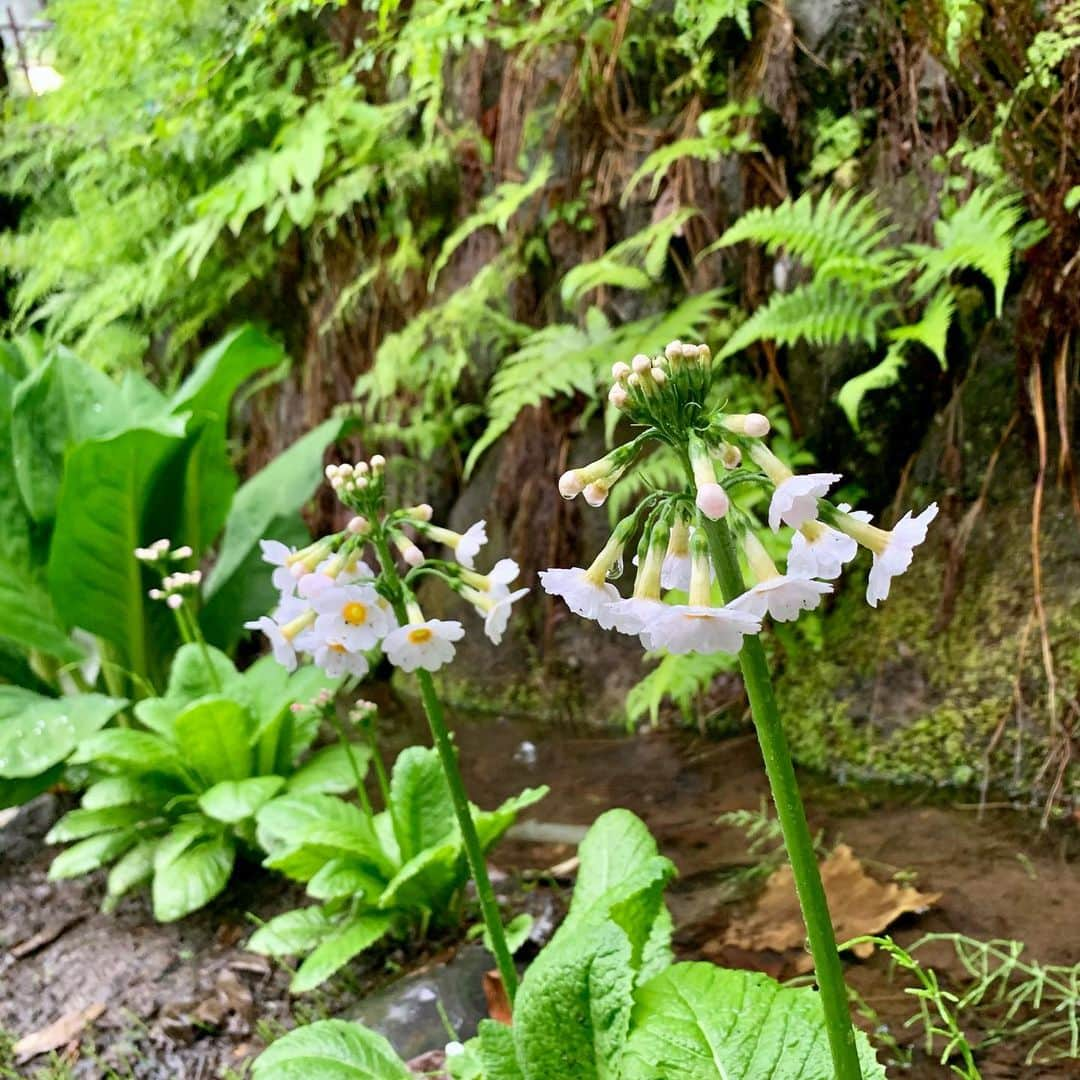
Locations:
542;340;938;653
246;455;528;677
135;540;201;610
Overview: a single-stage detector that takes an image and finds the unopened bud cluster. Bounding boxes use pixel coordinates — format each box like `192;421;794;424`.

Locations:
135;539;193;564
544;340;938;655
325;454;386;501
137;538;201;610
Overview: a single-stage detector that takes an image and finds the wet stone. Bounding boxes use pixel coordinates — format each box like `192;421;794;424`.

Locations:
348;943;493;1060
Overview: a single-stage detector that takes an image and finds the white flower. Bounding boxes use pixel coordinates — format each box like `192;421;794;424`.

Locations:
695;482;730;520
383;619;465;672
768;473;842;532
260;539;298;593
865;504;939;607
445;1042;465;1058
643;604;761;654
481;587;529;645
313;641;370;679
606;597;667;638
455;521;488;568
539;568;620;629
311;583;392;652
486;558;521;589
787;506;869;580
244;611;315;672
731;575;833;623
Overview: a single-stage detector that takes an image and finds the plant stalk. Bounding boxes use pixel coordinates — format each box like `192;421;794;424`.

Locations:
701;514;862;1080
370;529;520;1005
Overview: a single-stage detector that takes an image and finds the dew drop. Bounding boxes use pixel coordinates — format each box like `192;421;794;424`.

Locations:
606;557;624;580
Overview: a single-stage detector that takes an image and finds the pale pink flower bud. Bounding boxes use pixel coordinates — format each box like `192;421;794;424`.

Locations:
608;384;629;408
167;594;184;610
370;454;386;470
664;340;683;360
631;353;652;374
611;362;631;380
347;515;369;534
695;482;730;520
558;471;585;499
651;367;667;385
583;482;609;507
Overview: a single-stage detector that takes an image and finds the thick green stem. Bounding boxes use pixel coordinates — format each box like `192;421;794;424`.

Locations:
370;528;520;1005
700;515;863;1080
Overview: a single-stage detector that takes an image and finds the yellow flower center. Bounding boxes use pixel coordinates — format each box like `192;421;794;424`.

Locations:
408;626;434;645
329;643;347;654
342;601;368;626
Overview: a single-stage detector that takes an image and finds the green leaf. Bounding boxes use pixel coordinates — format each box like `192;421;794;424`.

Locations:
307;858;385;902
70;728;182;774
104;839;158;909
287;742;371;795
49;828;138;879
152;832;235;921
169;325;286;419
252;1020;411;1080
389;746;457;862
622;964;887;1079
199;776;285;823
0;370;33;569
0;765;64;809
83;775;175;809
248;906;337;957
0;558;81;661
473;786;548;852
475;1021;525;1080
134;643;241;735
173;698;253;785
0;692;127;778
837;343;908;430
290;913;395;993
10;347;123;522
513;920;635;1080
46;421;189;676
377;840;461;911
47;805;147;843
203;418;344;603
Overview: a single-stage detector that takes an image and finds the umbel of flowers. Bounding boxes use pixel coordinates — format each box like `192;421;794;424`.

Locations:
245;453;528;1004
543;339;937;1080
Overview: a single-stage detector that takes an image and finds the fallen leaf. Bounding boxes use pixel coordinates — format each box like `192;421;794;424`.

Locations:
721;844;941;973
10;915;84;959
483;969;512;1025
408;1048;448;1077
13;1002;106;1063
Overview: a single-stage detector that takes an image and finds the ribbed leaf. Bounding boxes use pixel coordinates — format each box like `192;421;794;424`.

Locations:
252;1020;411;1080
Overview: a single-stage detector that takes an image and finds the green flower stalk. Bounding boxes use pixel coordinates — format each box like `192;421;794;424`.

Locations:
542;339;940;1079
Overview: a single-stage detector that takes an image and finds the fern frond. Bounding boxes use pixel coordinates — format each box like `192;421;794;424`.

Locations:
626;650;736;730
713;188;896;274
561;208;698;306
836;343;909;429
428;158;553;289
910;185;1023;315
887;287;955;369
718;281;886;359
673;0;757;45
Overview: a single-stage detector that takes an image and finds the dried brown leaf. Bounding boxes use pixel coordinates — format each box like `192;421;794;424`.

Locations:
13;1002;106;1063
722;844;941;972
483;969;513;1026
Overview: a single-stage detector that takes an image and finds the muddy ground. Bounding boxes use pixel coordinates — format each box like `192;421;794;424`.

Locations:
2;712;1079;1078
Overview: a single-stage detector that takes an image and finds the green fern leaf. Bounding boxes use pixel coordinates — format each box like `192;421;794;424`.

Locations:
909;185;1023;316
887;287;955;369
836;343;908;429
626;650;737;729
718;281;885;359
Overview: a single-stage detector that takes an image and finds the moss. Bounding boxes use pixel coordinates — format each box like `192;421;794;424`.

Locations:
775;500;1080;801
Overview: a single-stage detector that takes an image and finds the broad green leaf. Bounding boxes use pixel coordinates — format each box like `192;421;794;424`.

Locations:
307;858;385;902
70;728;182;775
0;370;32;567
169;325;286;420
389;746;456;862
0;765;63;809
245;654;336;771
204;417;344;603
377;840;460;911
252;1019;411;1080
83;775;175;809
287;742;371;795
475;1020;525;1080
152;832;235;921
173;698;253;785
248;906;336;956
49;828;138;879
473;786;548;852
47;805;147;843
199;776;285;823
173;418;237;555
0;693;127;778
153;819;212;870
621;964;887;1079
134;643;240;736
513;920;635;1080
0;558;81;661
257;794;390;875
290;912;395;993
10;347;123;522
104;838;159;909
47;421;189;676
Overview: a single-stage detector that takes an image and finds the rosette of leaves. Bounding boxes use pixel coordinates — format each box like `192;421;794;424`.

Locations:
252;810;886;1079
45;645;363;922
247;747;548;993
0;325;347;808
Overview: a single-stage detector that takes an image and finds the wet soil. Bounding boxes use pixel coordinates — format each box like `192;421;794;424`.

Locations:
2;712;1078;1078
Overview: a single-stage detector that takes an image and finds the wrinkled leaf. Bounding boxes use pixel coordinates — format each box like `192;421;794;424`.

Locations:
252;1019;411;1079
199;776;285;823
389;746;457;862
248;906;337;957
173;697;253;785
48;828;138;879
152;832;235;921
290;912;395;993
287;742;371;795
